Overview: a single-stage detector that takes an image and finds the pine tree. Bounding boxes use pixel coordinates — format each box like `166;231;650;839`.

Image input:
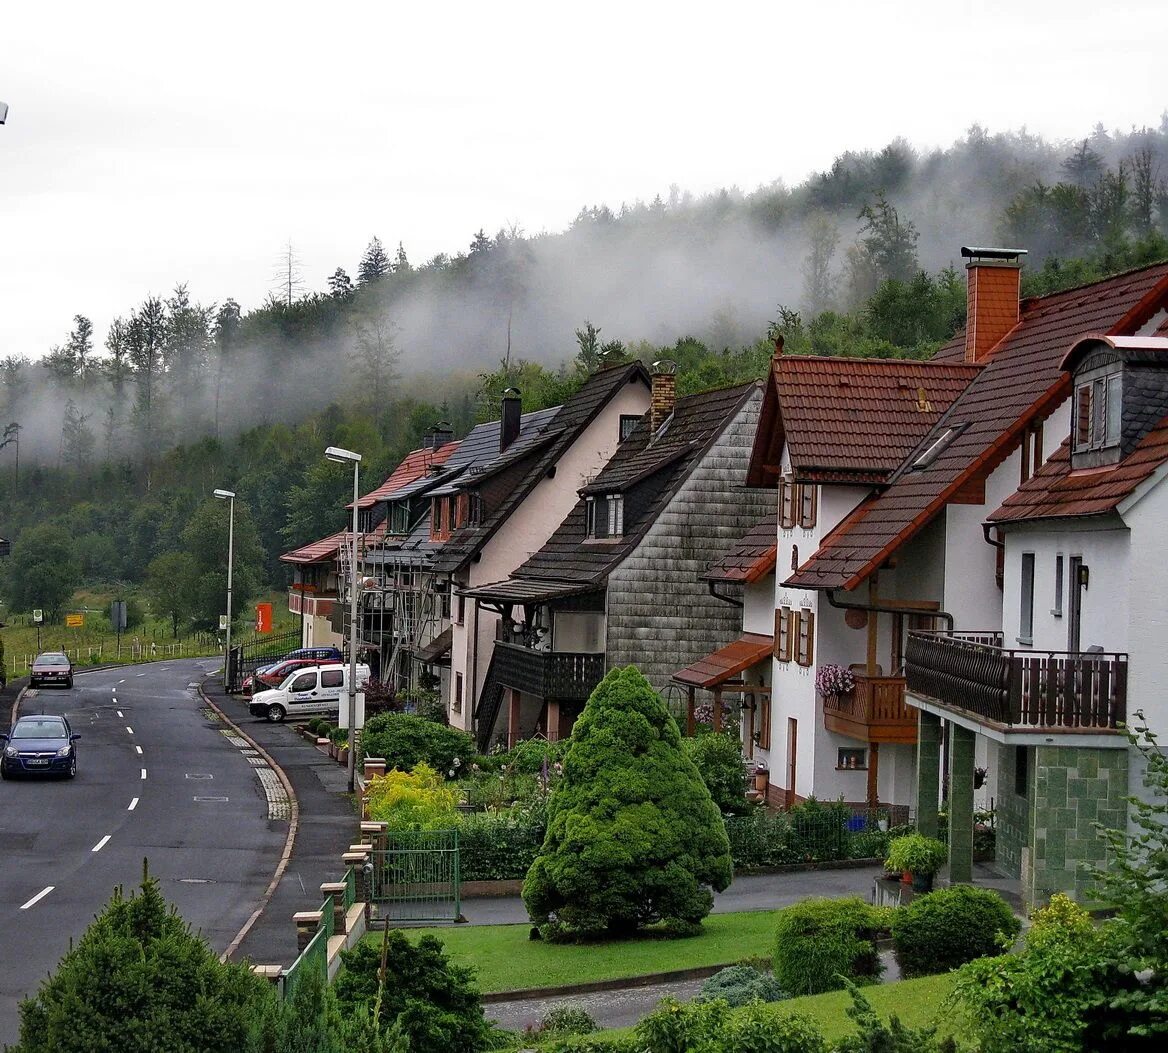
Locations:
328;267;354;300
358;237;391;286
393;241;411;273
523;666;732;938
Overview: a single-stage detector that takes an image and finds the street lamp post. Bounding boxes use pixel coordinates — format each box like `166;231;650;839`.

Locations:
325;446;362;792
213;490;236;687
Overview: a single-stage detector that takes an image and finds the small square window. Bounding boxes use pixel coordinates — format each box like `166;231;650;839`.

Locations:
619;414;641;442
837;747;867;770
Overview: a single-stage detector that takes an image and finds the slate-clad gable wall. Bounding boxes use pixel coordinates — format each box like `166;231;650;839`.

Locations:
605;391;771;692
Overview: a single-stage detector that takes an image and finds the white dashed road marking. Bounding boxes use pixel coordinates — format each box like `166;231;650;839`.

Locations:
125;726;133;735
92;835;111;853
135;673;146;677
20;887;54;910
128;797;139;811
118;679;126;685
140;768;147;780
116;711;123;718
135;745;143;755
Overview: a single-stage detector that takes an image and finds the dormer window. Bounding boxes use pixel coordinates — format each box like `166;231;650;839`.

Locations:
1074;374;1121;452
585;494;623;539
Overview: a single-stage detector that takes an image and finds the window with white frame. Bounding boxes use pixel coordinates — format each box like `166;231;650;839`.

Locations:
1074;374;1122;452
607;494;624;537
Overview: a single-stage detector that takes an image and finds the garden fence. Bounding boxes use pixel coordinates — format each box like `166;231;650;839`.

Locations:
7;634;220;678
226;628;301;692
369;829;461;924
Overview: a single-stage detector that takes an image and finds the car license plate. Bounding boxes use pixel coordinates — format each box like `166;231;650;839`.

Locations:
27;759;49;766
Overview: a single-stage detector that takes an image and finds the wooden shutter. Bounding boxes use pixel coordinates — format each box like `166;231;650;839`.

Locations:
775;606;792;662
799;484;817;529
780;480;796;529
758;693;771;749
796;609;815;666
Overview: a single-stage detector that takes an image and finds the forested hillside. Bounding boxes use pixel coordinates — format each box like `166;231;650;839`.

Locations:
2;120;1167;632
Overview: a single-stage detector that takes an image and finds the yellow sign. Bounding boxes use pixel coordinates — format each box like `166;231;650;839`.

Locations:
65;613;84;628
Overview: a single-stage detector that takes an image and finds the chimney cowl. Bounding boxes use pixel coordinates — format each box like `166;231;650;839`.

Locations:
424;420;453;450
773;335;784;357
500;388;522;453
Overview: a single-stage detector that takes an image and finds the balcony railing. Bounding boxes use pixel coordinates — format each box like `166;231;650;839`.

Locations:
288;590;337;618
822;674;918;744
905;631;1127;732
492;641;606;701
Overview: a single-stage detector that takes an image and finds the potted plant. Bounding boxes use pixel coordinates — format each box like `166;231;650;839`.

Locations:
752;761;769;793
884;834;947;893
814;664;855;702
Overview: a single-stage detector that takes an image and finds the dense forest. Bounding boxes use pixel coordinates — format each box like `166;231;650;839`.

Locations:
2;119;1168;633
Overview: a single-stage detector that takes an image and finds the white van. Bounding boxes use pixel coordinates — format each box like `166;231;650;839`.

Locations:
248;663;371;722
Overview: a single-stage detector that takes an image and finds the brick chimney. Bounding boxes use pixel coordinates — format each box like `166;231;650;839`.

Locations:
423;421;453;451
650;360;677;433
962;246;1027;364
500;388;522;453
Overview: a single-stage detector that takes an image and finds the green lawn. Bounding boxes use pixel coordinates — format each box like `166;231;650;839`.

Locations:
540;973;959;1049
375;910;782;994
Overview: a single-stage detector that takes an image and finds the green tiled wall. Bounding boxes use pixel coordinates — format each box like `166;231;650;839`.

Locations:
995;743;1028;879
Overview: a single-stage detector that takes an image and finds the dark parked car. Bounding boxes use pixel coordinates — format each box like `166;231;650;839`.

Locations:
242;656;328;696
30;652;73;689
1;714;80;779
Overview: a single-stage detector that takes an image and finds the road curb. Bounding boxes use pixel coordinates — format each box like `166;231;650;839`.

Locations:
198;675;300;964
481;963;732;1004
9;684;28;727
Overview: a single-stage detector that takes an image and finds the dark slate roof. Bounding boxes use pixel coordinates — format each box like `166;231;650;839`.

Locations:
787;261;1168;591
428;363;651;574
511;381;761;587
427;408;562;497
704;513;777;583
458;578;600;604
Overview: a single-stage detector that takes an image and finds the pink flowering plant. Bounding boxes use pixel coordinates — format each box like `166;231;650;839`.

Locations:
815;663;855;698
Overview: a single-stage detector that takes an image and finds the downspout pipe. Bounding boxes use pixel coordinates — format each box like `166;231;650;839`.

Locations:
981;522;1005;552
707;581;744;608
825;589;954;632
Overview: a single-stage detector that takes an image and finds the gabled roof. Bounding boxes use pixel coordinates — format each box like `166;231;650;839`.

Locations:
747;356;981;486
428;363;651;574
672;633;775;689
508;381;761;590
988;416;1168;524
704;513;777;583
280;530;347;565
349;442;458;509
787;261;1168;591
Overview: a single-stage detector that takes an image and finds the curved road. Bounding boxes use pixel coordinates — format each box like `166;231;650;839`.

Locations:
0;659;287;1045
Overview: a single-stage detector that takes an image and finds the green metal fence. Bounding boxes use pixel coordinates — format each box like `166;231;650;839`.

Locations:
282;924;328;1002
370;829;461;924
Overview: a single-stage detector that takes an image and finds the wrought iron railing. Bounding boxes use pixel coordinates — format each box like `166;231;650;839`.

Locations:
905;631;1127;731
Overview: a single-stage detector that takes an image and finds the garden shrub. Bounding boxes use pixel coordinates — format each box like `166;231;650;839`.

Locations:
683;732;750;815
522;666;732;938
506;736;569;774
698;964;786;1007
635;997;731;1053
833;981;944;1053
365;764;460;831
786;797;851;861
884;834;947;878
721;1003;827;1053
953;893;1161;1052
772;897;884;995
892;884;1019;977
335;932;496;1053
361;712;474;776
458;812;544;881
13;872;277;1053
538;1005;598;1037
636;998;825;1053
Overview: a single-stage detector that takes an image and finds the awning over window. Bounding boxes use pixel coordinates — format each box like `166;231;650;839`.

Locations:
415;627;453;663
671;633;774;689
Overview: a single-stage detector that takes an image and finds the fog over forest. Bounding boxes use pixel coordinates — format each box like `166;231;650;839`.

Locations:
4;119;1168;465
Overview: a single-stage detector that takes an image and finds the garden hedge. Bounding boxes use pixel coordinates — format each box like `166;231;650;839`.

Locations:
772;897;886;995
360;713;473;776
892;884;1020;977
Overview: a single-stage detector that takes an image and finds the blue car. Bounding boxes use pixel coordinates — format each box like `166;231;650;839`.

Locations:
1;714;81;779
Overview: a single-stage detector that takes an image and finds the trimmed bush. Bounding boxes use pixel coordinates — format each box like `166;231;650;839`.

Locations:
458;813;544;881
772;897;885;995
523;666;732;938
539;1005;598;1037
683;732;750;815
361;712;474;777
892;884;1020;977
636;997;826;1053
698;964;786;1007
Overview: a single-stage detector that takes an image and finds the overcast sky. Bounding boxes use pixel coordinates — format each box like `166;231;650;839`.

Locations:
1;0;1165;361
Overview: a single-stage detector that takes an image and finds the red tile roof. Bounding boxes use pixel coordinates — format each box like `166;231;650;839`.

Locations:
671;633;775;689
787;262;1168;591
280;530;347;565
989;417;1168;523
349;442;458;509
758;356;980;484
704;514;777;583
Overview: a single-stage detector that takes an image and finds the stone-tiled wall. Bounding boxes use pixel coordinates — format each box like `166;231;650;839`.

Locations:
1030;744;1129;904
995;743;1029;880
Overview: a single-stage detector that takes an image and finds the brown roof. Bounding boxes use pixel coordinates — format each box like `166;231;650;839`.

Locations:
280;530;347;565
988;417;1168;524
671;633;774;689
787;261;1168;591
348;442;458;509
704;513;777;583
747;356;981;486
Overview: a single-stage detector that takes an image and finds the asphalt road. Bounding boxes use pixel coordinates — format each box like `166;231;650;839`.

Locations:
0;659;287;1046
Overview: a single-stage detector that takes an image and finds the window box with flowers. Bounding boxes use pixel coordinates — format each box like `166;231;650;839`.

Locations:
815;664;855;702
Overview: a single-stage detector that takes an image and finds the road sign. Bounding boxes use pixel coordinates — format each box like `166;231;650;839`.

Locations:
65;613;84;628
219;615;229;631
255;602;272;633
111;600;128;632
32;609;43;623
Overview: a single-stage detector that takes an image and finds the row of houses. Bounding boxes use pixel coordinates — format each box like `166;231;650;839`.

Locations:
283;247;1168;907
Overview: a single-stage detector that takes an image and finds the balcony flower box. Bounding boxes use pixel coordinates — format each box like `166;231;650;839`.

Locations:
815;664;856;702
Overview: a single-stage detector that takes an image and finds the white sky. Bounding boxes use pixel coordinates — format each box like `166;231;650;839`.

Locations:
1;0;1165;361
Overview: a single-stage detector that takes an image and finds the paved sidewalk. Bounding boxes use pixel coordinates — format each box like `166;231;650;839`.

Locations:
462;866;885;926
201;676;358;967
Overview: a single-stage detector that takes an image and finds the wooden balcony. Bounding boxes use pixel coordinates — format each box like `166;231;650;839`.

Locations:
288;589;337;618
905;631;1127;733
492;641;606;702
822;675;918;744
